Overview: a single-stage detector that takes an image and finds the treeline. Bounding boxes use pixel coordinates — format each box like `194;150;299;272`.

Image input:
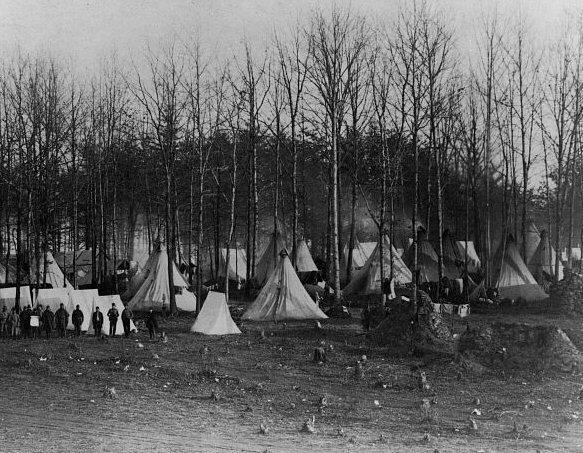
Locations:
1;4;583;311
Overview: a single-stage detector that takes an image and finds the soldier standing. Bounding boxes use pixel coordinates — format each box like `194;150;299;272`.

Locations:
55;303;69;338
41;306;55;338
107;303;119;337
92;307;104;337
72;305;84;337
121;306;133;338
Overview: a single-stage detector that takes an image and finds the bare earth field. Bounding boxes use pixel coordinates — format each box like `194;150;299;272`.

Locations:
1;308;582;453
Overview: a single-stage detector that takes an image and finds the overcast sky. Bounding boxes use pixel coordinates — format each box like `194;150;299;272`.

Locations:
0;0;580;71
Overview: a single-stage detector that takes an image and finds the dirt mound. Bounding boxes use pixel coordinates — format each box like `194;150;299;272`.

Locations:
460;322;583;372
367;289;455;355
549;272;583;315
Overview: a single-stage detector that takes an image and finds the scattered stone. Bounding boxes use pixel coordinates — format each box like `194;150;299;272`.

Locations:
336;428;345;437
472;408;482;416
103;387;116;399
421;432;432;443
418;371;430;391
318;395;328;408
210;390;220;401
123;365;130;372
259;423;269;435
301;416;315;434
313;347;327;363
152;354;159;360
139;366;146;371
200;346;209;355
473;397;481;406
137;343;144;348
468;418;478;432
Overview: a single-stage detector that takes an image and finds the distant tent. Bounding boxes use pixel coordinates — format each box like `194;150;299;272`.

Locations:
35;287;71;312
93;294;136;335
190;291;241;335
523;221;541;264
441;231;462;279
218;248;247;282
255;231;288;285
122;251;157;300
54;249;111;287
456;241;481;274
342;237;369;270
529;230;564;282
127;245;197;312
295;240;318;273
403;237;440;283
493;235;548;302
67;289;99;331
0;286;32;310
343;236;412;296
31;251;72;289
243;251;328;322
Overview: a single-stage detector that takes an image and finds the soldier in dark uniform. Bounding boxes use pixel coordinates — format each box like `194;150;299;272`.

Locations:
121;305;133;338
107;303;119;337
72;305;84;337
41;306;55;338
55;303;69;338
92;306;104;337
20;306;31;338
145;310;159;340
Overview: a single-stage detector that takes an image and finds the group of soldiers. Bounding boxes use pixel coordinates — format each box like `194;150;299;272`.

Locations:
0;302;136;339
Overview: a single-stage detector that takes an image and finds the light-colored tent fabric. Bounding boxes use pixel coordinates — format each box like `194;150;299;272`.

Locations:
30;251;72;289
440;232;462;279
218;248;247;281
122;250;158;300
255;231;288;284
523;221;541;264
528;231;564;282
493;236;548;302
295;240;318;273
190;291;241;335
67;289;99;331
93;294;136;335
342;238;371;270
0;262;17;284
127;246;197;311
35;288;71;311
55;249;112;287
343;236;412;296
0;286;32;310
456;241;481;274
243;254;327;322
403;239;440;283
563;247;583;262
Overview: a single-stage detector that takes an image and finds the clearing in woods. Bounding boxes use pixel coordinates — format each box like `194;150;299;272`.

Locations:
0;308;582;452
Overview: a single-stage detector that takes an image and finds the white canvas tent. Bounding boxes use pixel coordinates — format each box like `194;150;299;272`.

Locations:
67;289;99;331
342;238;371;270
127;246;197;312
30;251;72;289
456;241;481;274
122;250;158;300
35;287;71;312
403;238;440;283
190;291;241;335
218;248;247;282
295;240;318;274
243;253;328;322
93;294;136;335
441;232;462;279
0;286;32;310
528;231;564;282
255;231;288;284
343;236;412;296
493;236;548;302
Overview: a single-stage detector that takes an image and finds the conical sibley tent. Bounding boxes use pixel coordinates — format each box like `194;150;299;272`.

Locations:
342;237;371;270
403;237;440;283
190;291;241;335
31;251;72;289
522;221;541;264
122;250;158;300
243;252;328;322
493;235;548;302
528;230;564;282
127;246;197;311
440;231;462;279
343;236;412;296
218;248;247;282
456;241;481;274
255;231;288;285
295;240;318;273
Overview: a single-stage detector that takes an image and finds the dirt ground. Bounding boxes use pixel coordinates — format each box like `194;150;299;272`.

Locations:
1;307;583;453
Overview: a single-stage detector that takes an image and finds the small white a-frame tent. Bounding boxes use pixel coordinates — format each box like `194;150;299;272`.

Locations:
403;237;440;283
218;248;247;282
493;235;548;302
127;246;197;311
528;230;564;282
0;286;32;310
343;236;412;296
523;221;541;264
67;289;99;331
255;231;288;285
295;240;318;273
35;287;71;312
190;291;241;335
243;251;328;322
92;294;136;335
31;251;72;289
456;241;481;274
